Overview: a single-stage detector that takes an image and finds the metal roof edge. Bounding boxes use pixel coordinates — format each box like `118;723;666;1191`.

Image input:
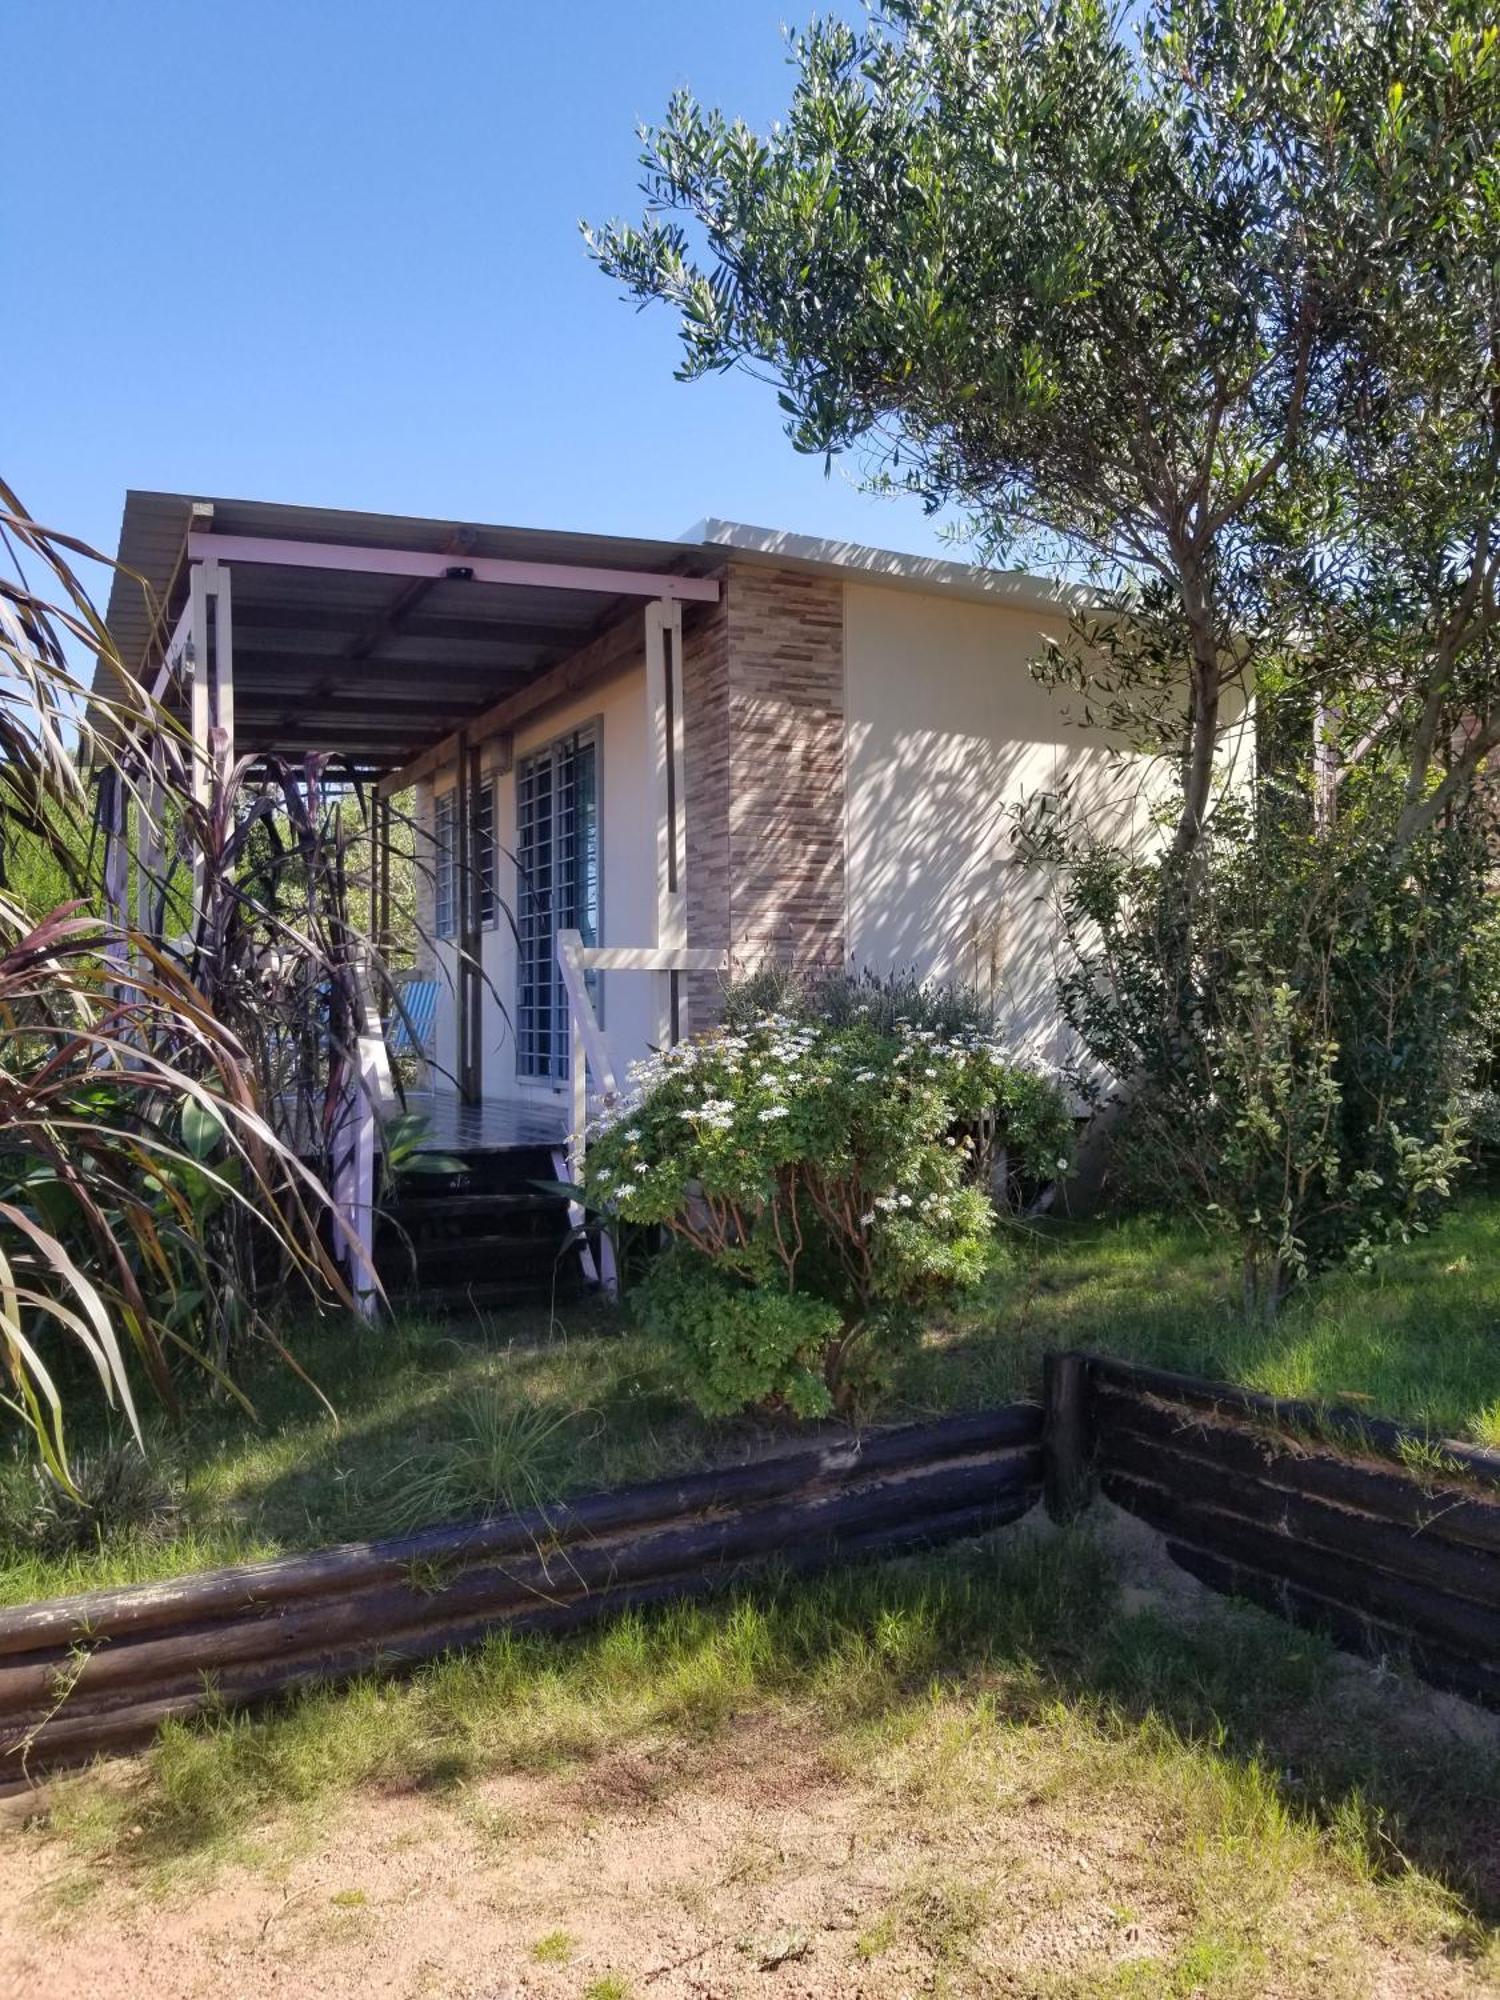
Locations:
686;518;1097;616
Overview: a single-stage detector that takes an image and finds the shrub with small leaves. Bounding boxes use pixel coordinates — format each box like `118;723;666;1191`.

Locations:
585;1015;1072;1417
1046;789;1495;1316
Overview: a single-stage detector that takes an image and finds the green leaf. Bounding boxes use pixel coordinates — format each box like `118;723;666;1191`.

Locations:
181;1096;227;1161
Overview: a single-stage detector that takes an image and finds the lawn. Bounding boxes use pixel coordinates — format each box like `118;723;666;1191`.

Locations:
7;1196;1500;1995
6;1188;1500;1608
9;1522;1500;1995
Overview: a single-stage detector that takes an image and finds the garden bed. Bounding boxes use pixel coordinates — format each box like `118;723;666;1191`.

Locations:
7;1192;1500;1610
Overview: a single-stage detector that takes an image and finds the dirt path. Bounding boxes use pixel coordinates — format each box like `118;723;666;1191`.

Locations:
2;1716;1490;1999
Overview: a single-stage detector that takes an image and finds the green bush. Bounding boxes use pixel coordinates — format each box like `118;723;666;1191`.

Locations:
1047;790;1497;1314
719;966;1057;1203
584;1014;1072;1417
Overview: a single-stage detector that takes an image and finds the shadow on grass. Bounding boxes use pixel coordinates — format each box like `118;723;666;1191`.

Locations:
19;1194;1500;1607
905;1196;1500;1444
221;1354;734;1547
47;1517;1500;1952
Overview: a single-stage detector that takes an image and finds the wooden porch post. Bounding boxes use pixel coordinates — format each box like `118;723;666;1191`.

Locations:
644;597;688;1049
210;559;234;768
186;557;236;922
456;732;483;1105
138;736;168;944
188;563;211;919
372;791;393;957
99;769;130;975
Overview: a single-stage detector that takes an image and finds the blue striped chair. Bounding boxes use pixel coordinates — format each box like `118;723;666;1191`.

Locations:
387;976;439;1081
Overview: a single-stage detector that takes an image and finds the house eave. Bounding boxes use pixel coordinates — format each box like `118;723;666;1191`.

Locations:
684;518;1099;619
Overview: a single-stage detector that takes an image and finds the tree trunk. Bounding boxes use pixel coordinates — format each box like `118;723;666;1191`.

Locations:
1170;559;1225;863
1174;676;1221;858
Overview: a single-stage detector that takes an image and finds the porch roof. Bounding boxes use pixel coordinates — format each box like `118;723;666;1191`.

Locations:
102;490;726;775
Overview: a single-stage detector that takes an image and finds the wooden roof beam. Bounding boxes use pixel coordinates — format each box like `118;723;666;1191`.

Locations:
231;603;589;650
187;532;721;604
375;598;654;799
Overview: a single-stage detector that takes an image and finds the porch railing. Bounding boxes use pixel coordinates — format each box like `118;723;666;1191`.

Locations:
331;952;397;1318
555;927;727;1295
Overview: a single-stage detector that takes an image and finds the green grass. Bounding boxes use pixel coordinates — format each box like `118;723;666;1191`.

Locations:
7;1188;1500;1608
0;1293;711;1605
14;1200;1500;1990
33;1527;1500;1987
530;1928;574;1964
914;1188;1500;1445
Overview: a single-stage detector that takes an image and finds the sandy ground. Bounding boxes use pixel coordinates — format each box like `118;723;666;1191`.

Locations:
2;1514;1497;2000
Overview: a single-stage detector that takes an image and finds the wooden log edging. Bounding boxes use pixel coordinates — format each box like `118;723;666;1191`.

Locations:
16;1347;1500;1773
1080;1352;1500;1707
0;1405;1042;1776
1087;1354;1500;1486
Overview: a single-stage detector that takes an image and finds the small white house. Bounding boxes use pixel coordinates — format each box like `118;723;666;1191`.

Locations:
408;520;1152;1118
104;494;1153;1160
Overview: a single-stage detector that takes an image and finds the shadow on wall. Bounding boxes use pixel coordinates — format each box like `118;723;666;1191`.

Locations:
845;713;1157;1068
839;580;1253;1072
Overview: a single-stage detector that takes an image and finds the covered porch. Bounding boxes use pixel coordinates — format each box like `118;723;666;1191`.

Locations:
103;491;728;1297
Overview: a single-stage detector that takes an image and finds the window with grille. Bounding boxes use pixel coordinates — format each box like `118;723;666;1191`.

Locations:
434;792;457;938
434;782;498;939
516;728;600;1081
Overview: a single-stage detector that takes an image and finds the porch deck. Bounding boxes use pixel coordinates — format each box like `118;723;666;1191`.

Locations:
402;1088;570;1155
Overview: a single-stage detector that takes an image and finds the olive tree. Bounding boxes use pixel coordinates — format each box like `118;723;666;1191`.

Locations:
592;0;1371;851
590;0;1500;844
588;0;1500;1307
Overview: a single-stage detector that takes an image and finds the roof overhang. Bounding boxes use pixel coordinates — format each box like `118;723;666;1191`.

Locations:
685;518;1098;619
100;491;1092;779
102;491;725;775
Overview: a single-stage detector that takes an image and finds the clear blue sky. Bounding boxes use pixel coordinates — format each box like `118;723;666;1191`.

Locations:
10;0;957;576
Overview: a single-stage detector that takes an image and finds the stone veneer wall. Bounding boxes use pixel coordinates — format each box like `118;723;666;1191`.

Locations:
681;587;732;1026
678;559;848;1031
724;562;847;974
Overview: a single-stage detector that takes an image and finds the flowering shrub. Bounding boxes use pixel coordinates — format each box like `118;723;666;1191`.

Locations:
584;1015;1073;1417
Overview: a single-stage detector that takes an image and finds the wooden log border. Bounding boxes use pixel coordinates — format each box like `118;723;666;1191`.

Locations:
10;1348;1500;1775
1080;1352;1500;1708
0;1405;1042;1775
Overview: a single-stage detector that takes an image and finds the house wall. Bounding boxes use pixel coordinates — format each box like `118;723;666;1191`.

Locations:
676;561;847;1033
681;591;731;1026
725;563;846;971
842;582;1150;1065
420;560;852;1102
418;561;1211;1103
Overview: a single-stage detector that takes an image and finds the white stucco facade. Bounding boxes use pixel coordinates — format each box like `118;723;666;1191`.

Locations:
842;581;1150;1067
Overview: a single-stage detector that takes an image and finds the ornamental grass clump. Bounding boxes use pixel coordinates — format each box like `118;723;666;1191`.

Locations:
584;1015;1072;1418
